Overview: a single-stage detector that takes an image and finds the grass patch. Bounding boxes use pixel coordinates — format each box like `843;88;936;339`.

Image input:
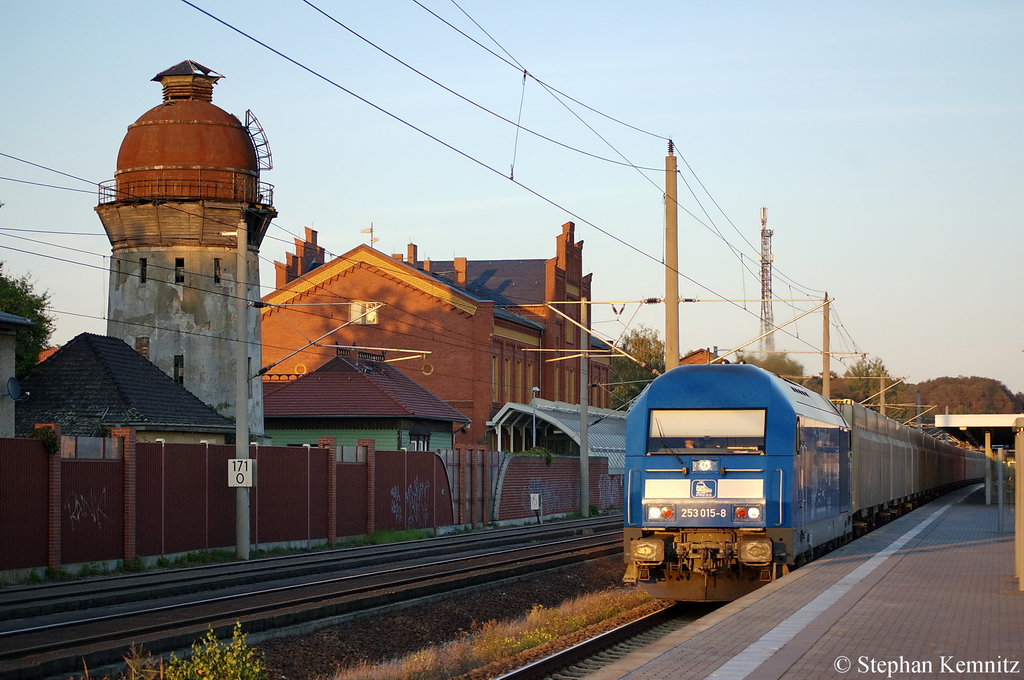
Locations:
332;586;653;680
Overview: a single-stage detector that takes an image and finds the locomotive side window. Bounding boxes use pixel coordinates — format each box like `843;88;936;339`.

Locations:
648;409;766;454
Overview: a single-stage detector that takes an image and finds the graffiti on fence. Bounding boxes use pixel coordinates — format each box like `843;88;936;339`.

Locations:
390;485;403;527
65;488;111;530
389;478;432;528
406;477;430;528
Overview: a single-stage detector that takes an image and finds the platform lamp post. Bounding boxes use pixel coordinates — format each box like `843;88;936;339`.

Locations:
531;386;540;448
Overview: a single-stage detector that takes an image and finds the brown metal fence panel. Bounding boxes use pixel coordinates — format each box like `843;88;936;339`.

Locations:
0;438;48;570
374;451;453;531
252;447;329;546
61;459;124;565
137;443;236;557
336;462;367;538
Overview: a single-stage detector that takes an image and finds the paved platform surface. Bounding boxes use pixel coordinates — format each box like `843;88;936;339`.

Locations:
590;485;1023;680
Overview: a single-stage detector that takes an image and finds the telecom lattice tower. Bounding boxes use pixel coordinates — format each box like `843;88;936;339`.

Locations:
759;207;774;353
94;61;276;435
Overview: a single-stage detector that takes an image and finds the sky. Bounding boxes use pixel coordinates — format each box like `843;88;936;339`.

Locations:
1;1;1022;393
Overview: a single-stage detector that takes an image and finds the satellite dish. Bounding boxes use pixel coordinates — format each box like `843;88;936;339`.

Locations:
7;377;21;400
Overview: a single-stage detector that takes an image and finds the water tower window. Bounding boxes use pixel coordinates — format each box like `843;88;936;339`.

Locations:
140;258;148;284
175;258;185;284
173;354;184;385
213;258;222;284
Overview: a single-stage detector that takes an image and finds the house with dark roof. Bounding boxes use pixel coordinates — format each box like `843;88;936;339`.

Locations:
260;221;611;448
263;353;469;451
15;333;235;442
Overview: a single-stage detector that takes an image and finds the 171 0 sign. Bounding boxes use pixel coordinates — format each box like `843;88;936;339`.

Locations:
228;459;254;487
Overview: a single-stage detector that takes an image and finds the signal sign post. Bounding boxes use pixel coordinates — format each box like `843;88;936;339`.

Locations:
229;459;254;488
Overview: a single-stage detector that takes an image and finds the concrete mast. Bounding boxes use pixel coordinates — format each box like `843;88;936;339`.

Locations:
759;207;775;353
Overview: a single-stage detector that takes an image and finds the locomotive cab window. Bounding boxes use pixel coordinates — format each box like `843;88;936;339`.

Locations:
648;409;766;454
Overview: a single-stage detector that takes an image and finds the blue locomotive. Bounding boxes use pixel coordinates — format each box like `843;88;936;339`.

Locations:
623;363;984;601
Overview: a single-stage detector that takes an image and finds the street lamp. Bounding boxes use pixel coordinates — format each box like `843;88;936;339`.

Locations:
531;386;540;448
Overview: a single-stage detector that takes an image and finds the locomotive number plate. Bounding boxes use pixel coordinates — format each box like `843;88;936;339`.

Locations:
677;506;729;519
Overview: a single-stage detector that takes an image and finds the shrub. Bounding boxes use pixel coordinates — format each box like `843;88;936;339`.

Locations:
166;623;265;680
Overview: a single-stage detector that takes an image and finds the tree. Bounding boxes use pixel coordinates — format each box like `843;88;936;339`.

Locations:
0;263;55;378
736;352;805;380
609;325;664;410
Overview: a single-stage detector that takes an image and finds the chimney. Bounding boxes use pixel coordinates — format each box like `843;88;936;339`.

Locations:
454;257;468;288
407;243;418;268
423;258;432;273
391;253;405;262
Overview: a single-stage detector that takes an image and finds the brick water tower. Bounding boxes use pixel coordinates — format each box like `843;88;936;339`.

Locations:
95;61;276;435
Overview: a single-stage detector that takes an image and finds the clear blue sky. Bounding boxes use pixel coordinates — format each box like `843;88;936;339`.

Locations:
1;2;1022;393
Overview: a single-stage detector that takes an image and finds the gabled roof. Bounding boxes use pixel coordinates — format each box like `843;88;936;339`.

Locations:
430;259;548;307
262;245;480;316
264;355;469;423
15;333;235;437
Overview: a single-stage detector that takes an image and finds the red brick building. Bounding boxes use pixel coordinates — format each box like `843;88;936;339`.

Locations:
260;222;610;447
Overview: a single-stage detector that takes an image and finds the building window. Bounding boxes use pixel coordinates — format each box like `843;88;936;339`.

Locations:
174;258;185;284
173;354;184;385
515;359;523;403
492;356;500;402
213;258;222;284
139;258;147;284
409;434;430;451
504;357;511;402
135;337;150;359
350;301;379;324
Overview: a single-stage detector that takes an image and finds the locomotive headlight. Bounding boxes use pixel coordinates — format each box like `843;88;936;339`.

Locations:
747;506;762;520
737;538;773;565
693;459;714;472
646;505;675;520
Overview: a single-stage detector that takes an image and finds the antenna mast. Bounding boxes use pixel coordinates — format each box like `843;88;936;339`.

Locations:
759;207;774;353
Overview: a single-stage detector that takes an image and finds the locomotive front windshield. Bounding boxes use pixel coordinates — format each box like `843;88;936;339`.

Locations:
647;409;766;454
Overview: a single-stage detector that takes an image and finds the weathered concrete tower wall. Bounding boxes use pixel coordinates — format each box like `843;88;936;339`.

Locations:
95;61;275;436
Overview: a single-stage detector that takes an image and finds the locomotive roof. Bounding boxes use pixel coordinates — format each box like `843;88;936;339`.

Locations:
638;363;845;427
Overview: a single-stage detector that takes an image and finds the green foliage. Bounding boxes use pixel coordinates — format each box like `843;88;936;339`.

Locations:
737;352;805;380
78;562;109;578
156;556;172;569
166;624;265;680
28;425;60;453
43;566;70;581
0;263;55;378
609;325;664;409
521;446;554;465
118;556;146;573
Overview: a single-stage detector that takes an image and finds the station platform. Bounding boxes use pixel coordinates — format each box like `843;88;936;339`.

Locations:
592;485;1023;680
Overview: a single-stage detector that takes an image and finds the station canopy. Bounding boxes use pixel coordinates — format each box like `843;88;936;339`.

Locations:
488;399;627;474
934;414;1024;449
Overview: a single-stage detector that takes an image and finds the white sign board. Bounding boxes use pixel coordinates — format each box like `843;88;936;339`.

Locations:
229;458;254;488
530;493;541;511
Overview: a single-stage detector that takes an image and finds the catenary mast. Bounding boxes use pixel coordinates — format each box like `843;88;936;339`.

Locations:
759;207;774;353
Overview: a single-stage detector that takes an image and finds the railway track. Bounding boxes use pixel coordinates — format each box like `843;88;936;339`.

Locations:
495;604;715;680
0;517;621;680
